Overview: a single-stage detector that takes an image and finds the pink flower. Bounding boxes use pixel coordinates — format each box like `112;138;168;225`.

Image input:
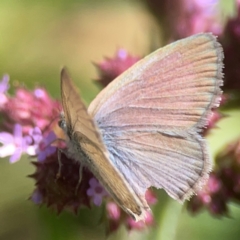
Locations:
95;49;141;87
2;87;60;134
127;211;154;230
145;189;157;205
107;202;121;221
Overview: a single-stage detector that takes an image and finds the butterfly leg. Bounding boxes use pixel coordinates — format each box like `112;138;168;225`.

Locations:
56;148;63;180
75;164;83;195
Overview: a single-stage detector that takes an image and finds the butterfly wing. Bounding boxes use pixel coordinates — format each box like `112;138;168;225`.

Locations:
60;68;148;221
88;33;223;203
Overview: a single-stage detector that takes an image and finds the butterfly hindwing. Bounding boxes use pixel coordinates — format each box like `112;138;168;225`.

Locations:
89;33;223;202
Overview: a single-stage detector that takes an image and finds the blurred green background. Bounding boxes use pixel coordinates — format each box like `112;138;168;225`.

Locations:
1;0;240;239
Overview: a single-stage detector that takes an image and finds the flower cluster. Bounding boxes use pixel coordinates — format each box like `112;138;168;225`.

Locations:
188;139;240;216
29;153;93;214
0;72;157;233
220;0;240;91
0;75;60;163
144;0;221;42
106;190;157;233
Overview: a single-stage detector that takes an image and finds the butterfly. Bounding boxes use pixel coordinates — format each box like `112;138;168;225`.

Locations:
59;33;223;222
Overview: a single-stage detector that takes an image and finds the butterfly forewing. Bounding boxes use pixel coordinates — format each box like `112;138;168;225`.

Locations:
60;69;148;221
61;69;101;145
88;33;223;203
89;33;223;131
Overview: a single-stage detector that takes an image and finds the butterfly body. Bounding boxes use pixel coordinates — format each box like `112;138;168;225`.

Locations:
60;33;223;221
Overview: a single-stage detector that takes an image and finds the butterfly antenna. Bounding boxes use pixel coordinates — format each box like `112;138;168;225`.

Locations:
41;115;61;135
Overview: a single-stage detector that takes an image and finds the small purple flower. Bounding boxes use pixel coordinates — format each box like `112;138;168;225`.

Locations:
29;127;43;144
28;127;57;161
0;74;10;107
87;178;108;206
0;124;32;163
37;131;57;162
34;88;46;99
31;189;43;204
117;49;128;59
0;74;10;93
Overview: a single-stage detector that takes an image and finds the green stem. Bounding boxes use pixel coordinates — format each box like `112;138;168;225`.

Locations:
150;192;182;240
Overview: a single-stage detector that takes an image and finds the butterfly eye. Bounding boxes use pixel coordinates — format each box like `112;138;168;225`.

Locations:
58;112;66;131
58;119;64;128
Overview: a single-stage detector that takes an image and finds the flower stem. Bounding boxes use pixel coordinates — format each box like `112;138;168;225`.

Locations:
150;192;182;240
